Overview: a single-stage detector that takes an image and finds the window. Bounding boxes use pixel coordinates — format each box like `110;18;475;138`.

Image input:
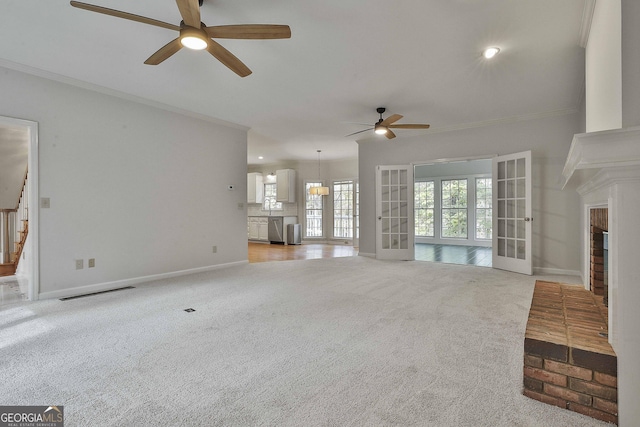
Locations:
441;179;467;238
333;180;353;238
262;183;282;211
475;178;492;239
305;182;323;237
415;181;435;237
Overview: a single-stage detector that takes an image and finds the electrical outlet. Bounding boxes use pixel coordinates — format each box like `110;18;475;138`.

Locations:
237;202;244;210
212;246;217;254
41;197;51;209
88;258;95;268
75;259;83;270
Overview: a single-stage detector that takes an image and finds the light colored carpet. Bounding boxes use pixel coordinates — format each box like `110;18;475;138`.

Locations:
0;257;609;426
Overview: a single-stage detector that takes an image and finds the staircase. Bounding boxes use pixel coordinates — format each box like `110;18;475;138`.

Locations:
0;171;28;277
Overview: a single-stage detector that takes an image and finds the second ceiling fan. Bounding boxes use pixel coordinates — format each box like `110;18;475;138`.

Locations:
69;0;291;77
347;108;430;139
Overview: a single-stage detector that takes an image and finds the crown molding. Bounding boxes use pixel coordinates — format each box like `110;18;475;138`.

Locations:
0;59;249;131
426;107;579;135
579;0;597;48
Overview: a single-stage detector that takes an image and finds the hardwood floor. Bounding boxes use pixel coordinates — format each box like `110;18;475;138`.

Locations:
415;243;492;267
248;242;358;263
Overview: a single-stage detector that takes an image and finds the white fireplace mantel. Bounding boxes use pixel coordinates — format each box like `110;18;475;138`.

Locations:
561;126;640;190
562;125;640;427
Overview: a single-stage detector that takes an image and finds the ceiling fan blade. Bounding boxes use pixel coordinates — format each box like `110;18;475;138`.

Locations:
385;130;397;139
144;38;183;65
345;128;373;137
70;1;180;31
206;39;252;77
388;124;431;129
205;24;291;40
176;0;201;28
380;114;403;127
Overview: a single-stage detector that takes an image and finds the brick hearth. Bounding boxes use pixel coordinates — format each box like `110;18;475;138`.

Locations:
523;281;617;424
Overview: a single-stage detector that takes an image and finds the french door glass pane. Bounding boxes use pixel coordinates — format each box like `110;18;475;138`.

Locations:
333;180;353;238
441;179;467;238
496;159;526;259
305;182;323;237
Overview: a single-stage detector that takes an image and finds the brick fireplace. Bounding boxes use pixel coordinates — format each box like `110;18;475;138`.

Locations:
589;208;607;298
560;126;640;425
523;281;617;424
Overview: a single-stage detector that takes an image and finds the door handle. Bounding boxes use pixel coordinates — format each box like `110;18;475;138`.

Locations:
378;216;382;220
525;217;532;222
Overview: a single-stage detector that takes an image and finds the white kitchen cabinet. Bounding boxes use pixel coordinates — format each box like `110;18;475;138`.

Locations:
247;172;264;204
248;217;269;241
276;169;296;203
258;219;269;241
248;217;259;240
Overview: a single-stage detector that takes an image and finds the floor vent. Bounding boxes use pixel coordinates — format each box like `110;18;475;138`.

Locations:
60;286;135;301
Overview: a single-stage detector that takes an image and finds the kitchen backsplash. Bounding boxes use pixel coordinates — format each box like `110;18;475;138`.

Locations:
248;203;298;217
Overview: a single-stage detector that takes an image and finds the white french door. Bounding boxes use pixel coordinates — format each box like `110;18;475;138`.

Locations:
353;180;360;248
492;151;532;275
376;165;414;260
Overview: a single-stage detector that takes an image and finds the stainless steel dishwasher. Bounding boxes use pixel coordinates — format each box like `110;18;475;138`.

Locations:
268;216;284;243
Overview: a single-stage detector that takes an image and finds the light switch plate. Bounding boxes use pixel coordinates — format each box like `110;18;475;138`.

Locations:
41;197;51;209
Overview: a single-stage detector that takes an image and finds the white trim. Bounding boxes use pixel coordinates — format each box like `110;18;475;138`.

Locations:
533;267;581;277
562;126;640;188
37;260;248;300
358;252;375;258
413;154;496;167
409;108;578;137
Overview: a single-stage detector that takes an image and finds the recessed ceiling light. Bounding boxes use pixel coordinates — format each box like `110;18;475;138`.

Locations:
258;156;264;160
483;47;500;59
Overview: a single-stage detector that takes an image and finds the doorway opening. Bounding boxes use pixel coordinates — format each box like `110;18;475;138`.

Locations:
0;115;39;302
413;158;492;267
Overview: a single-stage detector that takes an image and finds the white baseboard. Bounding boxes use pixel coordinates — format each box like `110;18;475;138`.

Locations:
533;267;581;278
38;260;248;300
358;252;375;258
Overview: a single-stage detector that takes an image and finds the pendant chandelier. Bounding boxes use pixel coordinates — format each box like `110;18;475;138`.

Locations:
310;150;329;196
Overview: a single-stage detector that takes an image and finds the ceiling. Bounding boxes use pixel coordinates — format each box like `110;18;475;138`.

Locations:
0;0;587;165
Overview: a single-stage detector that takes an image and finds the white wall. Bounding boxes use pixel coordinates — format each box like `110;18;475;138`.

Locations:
415;159;491;179
0;66;248;298
622;0;640;128
359;112;582;273
585;0;622;132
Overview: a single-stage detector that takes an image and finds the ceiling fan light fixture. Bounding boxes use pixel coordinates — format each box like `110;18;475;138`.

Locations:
180;28;208;50
310;150;329;196
374;125;388;135
482;47;500;59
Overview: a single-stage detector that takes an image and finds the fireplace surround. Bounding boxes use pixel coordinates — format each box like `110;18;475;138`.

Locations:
561;125;640;425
